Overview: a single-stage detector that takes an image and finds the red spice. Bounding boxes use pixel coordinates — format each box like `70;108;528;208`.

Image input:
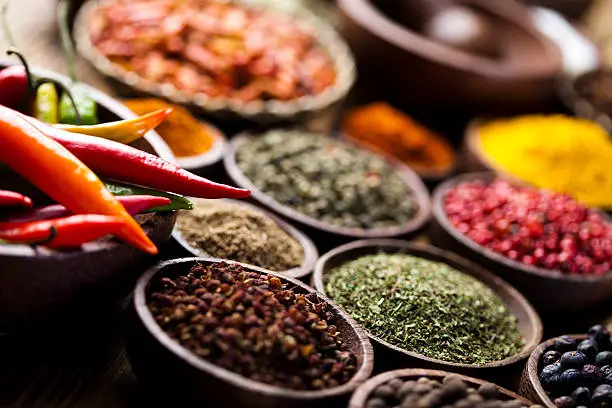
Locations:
444;179;612;275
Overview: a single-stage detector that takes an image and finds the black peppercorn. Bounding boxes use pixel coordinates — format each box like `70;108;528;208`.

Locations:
571;387;591;405
373;384;395;400
591;384;612;408
556;336;579;353
578;340;600;363
596;352;612;367
554;396;577;408
479;382;501;400
604;372;612;386
581;365;604;389
561;369;584;392
588;325;611;347
543;351;563;367
366;398;387;408
602;366;612;375
541;364;563;394
562;352;589;370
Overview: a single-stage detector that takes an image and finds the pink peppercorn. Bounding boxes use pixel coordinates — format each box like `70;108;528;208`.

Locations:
443;179;612;275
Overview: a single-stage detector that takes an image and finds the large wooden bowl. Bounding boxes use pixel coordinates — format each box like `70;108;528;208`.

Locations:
0;62;177;330
350;368;534;408
124;257;374;408
224;133;431;252
519;334;587;407
312;239;542;385
429;172;612;312
172;198;319;280
338;0;562;113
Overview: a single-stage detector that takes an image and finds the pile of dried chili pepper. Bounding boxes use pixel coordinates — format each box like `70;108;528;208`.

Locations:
88;0;336;101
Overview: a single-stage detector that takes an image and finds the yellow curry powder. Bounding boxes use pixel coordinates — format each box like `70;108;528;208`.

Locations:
479;115;612;209
124;98;214;157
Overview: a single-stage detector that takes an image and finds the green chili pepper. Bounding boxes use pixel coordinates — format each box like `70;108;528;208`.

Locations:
59;86;98;125
34;83;59;124
104;181;193;212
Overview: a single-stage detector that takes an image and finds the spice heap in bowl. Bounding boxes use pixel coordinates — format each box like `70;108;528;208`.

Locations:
536;325;612;408
174;199;308;273
361;374;540;408
475;115;612;210
443;178;611;275
325;253;524;365
80;0;353;121
342;102;456;180
232;130;428;235
147;261;358;390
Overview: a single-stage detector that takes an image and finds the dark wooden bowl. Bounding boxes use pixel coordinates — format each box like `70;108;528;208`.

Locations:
519;334;587;407
223;133;431;251
0;61;177;330
338;0;562;113
350;368;535;408
557;69;612;134
172;198;319;279
429;172;612;312
124;257;374;408
312;239;542;385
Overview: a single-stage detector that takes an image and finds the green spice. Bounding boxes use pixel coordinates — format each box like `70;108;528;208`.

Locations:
176;199;304;272
325;254;524;365
236;130;417;229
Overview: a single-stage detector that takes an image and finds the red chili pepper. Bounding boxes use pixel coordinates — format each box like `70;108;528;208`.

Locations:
0;195;170;224
0;190;33;208
0;214;126;248
0;66;28;109
21;114;250;199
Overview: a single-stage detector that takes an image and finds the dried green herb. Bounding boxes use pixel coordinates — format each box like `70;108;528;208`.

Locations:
176;199;304;272
236;130;417;229
325;254;524;365
149;262;358;390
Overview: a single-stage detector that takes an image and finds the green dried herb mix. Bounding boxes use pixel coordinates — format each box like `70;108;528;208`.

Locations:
325;254;524;365
236;130;417;229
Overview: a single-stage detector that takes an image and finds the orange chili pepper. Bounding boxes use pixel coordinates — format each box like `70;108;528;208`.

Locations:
0;105;157;254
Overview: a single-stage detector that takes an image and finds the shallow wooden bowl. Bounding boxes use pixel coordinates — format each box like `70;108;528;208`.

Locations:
0;62;177;330
429;172;612;312
224;134;431;251
172;198;319;279
124;257;374;408
350;368;534;408
312;239;542;383
338;0;562;113
519;334;587;407
73;0;355;125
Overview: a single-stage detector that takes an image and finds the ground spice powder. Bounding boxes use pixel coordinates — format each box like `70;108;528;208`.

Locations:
325;253;524;365
176;199;304;272
124;98;214;157
478;115;612;209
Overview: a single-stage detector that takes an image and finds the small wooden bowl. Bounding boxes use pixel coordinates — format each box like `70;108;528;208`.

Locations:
224;133;431;250
519;334;587;407
429;172;612;312
350;368;535;408
172;198;319;279
74;0;355;125
124;257;374;408
312;239;542;382
0;61;177;330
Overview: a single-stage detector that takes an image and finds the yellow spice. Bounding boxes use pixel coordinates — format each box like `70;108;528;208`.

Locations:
479;115;612;209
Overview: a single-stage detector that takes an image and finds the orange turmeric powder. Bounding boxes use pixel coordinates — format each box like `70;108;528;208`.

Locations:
342;102;455;175
124;98;214;157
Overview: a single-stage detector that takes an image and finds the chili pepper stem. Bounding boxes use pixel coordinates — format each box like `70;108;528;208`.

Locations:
58;0;76;82
6;48;32;111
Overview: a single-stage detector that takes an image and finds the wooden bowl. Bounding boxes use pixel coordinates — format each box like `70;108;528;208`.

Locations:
172;198;319;279
519;334;587;407
223;133;432;250
312;239;542;383
124;257;374;408
0;61;177;330
429;172;612;312
350;368;535;408
73;0;355;125
338;0;562;113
